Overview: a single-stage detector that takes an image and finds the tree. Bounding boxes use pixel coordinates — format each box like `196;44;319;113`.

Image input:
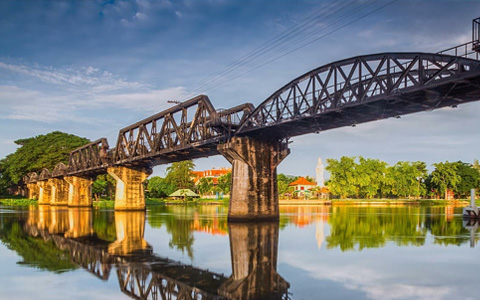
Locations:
326;157;358;198
355;157;388;199
430;161;460;199
197;177;214;195
92;174;116;200
147;176;175;198
454;161;480;198
0;131;90;186
277;173;295;196
217;172;232;194
388;161;427;198
165;160;195;190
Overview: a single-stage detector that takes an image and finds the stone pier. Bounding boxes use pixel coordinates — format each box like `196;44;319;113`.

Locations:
108;166;152;211
218;222;289;299
218;136;290;221
108;211;150;255
37;181;52;205
64;176;93;207
27;183;39;200
48;178;69;206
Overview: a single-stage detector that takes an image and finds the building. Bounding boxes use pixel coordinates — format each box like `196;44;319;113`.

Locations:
192;167;231;185
289;177;316;191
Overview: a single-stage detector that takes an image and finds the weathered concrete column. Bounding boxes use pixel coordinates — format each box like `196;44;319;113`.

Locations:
218;222;289;299
48;178;69;206
108;211;150;255
64;176;93;207
107;166;152;211
65;207;93;238
37;181;52;205
27;183;39;200
218;136;290;221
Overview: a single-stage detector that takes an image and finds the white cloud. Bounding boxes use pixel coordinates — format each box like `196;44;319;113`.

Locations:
0;62;147;92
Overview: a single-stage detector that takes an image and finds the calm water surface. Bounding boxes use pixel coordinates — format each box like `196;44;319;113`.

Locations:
0;204;478;300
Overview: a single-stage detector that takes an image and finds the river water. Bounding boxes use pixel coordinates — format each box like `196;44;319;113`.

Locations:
0;204;478;300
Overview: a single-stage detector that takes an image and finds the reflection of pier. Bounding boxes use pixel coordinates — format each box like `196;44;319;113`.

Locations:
22;207;289;300
219;222;289;300
463;219;479;248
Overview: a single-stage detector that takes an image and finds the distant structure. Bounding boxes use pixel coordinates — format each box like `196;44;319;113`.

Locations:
315;157;325;187
192;167;231;185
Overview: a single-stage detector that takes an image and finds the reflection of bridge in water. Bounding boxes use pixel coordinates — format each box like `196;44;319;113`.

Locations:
22;207;290;300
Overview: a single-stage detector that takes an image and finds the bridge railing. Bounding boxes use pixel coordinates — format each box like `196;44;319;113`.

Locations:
473;17;480;52
438;41;480;61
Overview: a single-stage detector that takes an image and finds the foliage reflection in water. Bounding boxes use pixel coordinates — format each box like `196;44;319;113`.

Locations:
0;204;479;300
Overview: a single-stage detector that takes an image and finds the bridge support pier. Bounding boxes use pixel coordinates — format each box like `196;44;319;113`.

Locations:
107;166;152;211
218;136;289;221
64;176;93;207
37;181;52;205
218;222;289;299
48;178;69;206
27;183;39;200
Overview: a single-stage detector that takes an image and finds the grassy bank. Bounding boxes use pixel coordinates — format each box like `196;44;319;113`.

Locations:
2;195;478;207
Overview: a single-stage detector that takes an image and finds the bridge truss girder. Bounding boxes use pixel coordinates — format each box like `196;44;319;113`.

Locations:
237;53;480;139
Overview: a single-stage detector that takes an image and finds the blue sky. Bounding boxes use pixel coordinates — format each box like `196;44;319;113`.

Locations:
1;0;480;177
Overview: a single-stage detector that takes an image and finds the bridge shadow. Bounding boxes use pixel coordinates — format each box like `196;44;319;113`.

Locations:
4;206;290;300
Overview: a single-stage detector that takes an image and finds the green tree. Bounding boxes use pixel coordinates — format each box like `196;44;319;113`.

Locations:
388;161;427;198
165;160;195;190
355;157;388;198
217;172;232;194
0;131;89;186
92;174;116;200
326;157;358;198
454;161;480;198
147;176;175;198
197;177;214;195
430;161;460;199
277;173;296;196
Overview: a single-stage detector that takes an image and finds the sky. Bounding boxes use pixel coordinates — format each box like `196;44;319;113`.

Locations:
1;0;480;177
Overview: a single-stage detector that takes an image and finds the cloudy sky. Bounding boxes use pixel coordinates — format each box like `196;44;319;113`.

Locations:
1;0;480;177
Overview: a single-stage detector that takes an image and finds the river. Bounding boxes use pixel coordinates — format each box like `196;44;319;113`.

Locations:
0;204;478;300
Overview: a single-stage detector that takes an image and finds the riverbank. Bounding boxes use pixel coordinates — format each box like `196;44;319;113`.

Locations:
1;196;477;207
0;196;228;207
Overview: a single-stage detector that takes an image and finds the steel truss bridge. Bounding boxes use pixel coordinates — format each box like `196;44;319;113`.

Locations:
24;19;480;183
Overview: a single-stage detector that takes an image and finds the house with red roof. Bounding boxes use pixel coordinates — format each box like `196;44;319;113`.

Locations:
289;177;316;191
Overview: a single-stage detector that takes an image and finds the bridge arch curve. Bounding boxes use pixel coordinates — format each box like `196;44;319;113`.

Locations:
236;52;480;138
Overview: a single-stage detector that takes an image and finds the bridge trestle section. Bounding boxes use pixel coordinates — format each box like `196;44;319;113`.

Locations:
218;136;290;221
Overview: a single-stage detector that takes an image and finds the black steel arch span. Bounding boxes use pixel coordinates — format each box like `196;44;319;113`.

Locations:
236;52;480;139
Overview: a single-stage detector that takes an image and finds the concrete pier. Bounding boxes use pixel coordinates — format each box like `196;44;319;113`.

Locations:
27;183;39;200
218;136;290;221
37;181;52;205
107;166;152;211
48;178;69;206
64;176;93;207
218;222;289;299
